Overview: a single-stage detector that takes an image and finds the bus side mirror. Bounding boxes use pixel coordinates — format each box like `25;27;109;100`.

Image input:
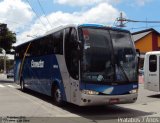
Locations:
136;49;140;57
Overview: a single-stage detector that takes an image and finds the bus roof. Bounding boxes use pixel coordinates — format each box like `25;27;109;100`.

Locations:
16;23;130;48
78;24;129;32
146;51;160;55
45;24;129;35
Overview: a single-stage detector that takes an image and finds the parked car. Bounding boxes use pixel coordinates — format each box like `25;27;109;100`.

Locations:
7;69;14;78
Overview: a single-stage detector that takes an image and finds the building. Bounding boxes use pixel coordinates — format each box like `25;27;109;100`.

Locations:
132;28;160;67
0;54;14;60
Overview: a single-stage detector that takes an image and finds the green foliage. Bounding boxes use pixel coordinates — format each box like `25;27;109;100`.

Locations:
0;23;16;53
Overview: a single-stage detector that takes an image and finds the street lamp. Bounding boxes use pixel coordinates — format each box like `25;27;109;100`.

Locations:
27;35;38;38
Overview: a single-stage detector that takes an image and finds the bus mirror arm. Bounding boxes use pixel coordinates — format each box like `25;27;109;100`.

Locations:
76;42;83;60
136;49;140;57
72;41;82;61
136;49;140;76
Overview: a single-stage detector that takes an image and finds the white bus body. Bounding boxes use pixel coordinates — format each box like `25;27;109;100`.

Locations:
144;51;160;92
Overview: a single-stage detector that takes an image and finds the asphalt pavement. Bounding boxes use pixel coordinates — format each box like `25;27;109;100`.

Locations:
0;75;160;123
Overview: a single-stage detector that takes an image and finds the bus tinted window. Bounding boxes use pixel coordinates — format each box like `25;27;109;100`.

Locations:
53;30;63;54
24;31;64;57
149;55;157;72
15;44;29;59
37;36;54;55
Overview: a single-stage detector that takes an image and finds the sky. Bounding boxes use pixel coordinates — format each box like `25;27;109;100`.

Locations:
0;0;160;45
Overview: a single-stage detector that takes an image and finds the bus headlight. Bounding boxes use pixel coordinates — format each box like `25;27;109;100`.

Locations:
82;90;99;95
129;89;138;94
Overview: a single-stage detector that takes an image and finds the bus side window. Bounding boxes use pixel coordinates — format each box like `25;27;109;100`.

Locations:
149;55;157;72
29;42;39;56
53;30;63;55
46;35;54;55
19;44;29;58
36;35;54;56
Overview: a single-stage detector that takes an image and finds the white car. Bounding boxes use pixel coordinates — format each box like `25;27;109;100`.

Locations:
7;69;14;78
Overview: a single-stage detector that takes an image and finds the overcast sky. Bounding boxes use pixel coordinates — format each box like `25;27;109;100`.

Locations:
0;0;159;45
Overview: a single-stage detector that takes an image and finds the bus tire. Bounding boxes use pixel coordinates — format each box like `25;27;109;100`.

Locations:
20;80;25;92
53;86;63;106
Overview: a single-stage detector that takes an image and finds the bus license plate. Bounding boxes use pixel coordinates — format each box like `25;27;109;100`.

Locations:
109;98;119;104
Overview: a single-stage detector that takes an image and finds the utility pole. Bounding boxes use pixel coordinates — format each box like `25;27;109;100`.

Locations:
27;34;38;38
3;49;6;74
116;12;160;27
116;12;126;27
0;48;6;74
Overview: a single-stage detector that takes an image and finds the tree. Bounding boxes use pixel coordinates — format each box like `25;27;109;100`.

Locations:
0;23;16;54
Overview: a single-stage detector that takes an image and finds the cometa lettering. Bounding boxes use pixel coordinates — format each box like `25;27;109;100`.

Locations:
31;60;44;68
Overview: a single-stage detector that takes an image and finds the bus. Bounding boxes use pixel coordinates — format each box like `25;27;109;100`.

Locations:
14;24;139;106
144;51;160;92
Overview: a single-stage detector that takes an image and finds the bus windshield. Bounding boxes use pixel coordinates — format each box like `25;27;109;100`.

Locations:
110;30;137;82
79;27;137;83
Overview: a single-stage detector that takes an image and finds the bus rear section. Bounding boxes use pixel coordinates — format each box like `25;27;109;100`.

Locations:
144;51;160;92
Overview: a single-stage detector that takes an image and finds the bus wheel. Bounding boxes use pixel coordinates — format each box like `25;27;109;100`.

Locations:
20;80;25;92
53;86;63;106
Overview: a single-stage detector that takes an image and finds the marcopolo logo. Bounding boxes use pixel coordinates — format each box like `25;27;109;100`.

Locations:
31;60;44;68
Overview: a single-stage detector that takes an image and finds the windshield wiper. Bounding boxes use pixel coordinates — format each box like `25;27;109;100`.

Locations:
118;64;130;82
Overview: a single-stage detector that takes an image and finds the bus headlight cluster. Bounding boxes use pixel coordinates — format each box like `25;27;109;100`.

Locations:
82;90;99;95
129;89;138;94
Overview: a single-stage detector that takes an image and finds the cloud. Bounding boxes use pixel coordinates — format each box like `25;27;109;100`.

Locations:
135;0;152;6
126;0;153;6
16;18;48;46
0;0;34;31
48;3;119;25
54;0;121;6
54;0;153;7
16;2;120;45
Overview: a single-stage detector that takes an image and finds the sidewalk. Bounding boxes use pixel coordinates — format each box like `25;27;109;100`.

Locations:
139;75;144;84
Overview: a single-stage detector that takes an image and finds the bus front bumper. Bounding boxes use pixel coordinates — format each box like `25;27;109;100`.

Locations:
79;93;138;106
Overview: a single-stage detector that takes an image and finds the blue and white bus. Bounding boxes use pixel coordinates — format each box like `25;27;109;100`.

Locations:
14;24;139;106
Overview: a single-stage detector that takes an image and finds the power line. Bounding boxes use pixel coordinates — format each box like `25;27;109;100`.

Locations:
0;18;46;32
37;0;53;29
25;0;48;30
0;19;22;25
0;18;31;30
127;19;160;23
128;24;160;30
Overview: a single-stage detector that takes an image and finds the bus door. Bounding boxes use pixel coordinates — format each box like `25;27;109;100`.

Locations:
64;27;80;104
145;54;159;91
